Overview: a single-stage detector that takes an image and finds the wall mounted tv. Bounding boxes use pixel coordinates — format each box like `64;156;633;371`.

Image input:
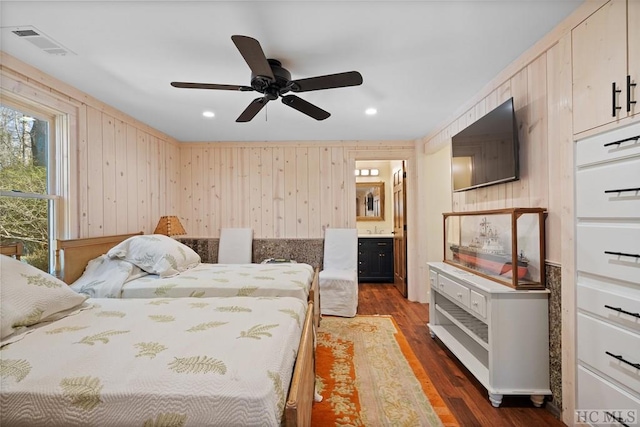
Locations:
451;97;520;192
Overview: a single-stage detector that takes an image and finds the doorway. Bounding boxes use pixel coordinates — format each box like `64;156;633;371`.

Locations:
355;159;407;297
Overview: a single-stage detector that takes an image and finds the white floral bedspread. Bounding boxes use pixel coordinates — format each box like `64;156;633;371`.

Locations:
0;296;306;426
76;262;314;301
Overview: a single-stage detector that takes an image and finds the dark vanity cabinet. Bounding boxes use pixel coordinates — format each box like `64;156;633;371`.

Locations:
358;237;394;282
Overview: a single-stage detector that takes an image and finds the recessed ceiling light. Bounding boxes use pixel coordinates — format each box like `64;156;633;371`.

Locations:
365;108;377;116
202;111;215;118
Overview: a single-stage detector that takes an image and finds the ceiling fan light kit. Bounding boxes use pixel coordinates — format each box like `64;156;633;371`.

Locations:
171;35;363;123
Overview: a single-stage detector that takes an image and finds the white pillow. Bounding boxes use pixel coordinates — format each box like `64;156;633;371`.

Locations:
1;255;88;340
70;255;148;298
107;234;201;278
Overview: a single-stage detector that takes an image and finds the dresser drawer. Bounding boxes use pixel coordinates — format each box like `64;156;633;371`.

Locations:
438;274;470;308
577;223;640;284
470;289;486;319
576;156;640;219
578;313;640;395
578;280;640;334
577;365;640;427
429;270;437;290
576;121;640;167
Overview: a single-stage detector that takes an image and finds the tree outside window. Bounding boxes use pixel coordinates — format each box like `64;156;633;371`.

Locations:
0;104;53;272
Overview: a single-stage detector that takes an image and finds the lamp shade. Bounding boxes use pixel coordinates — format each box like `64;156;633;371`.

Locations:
153;216;186;236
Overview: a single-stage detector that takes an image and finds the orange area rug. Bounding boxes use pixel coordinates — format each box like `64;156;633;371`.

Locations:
312;315;459;426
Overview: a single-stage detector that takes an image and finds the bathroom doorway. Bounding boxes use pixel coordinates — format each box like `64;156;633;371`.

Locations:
355;159;407;297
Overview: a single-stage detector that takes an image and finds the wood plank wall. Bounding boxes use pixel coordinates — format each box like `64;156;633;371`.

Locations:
178;143;414;239
82;107;180;236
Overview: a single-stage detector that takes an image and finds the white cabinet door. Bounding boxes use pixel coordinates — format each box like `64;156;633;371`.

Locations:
572;0;627;134
628;0;639;119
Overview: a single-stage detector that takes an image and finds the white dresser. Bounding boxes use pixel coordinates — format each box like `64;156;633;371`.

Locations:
428;262;551;408
575;121;640;427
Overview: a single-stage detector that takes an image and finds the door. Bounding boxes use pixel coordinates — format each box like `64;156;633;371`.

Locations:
629;0;640;120
393;162;407;297
572;0;627;134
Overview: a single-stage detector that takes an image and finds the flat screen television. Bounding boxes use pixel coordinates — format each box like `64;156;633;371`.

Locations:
451;97;520;192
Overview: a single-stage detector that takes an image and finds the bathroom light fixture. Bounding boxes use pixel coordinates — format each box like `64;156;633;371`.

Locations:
202;111;215;118
365;108;377;116
354;168;380;176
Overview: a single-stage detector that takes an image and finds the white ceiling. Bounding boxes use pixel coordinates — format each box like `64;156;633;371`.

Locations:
0;0;583;143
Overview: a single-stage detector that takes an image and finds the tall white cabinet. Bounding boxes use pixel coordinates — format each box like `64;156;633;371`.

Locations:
427;262;551;408
575;121;640;427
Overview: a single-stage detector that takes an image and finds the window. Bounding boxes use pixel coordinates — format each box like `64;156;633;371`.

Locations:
0;102;57;272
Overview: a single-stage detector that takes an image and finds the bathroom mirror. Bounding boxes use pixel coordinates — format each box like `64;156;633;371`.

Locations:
356;182;385;221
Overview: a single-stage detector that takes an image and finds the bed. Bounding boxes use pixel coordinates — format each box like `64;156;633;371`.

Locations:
0;241;22;259
0;253;315;426
55;233;321;328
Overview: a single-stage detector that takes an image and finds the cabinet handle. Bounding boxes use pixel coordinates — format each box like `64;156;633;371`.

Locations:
605;351;640;370
604;250;640;259
603;187;640;194
604;304;640;319
603;135;640;147
627;75;637;113
612;82;622;117
604;412;630;427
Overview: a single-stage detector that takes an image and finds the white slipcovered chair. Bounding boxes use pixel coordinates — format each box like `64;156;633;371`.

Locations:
218;228;253;264
319;228;358;317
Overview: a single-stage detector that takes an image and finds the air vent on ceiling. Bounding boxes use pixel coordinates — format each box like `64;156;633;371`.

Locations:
10;26;75;56
13;29;39;37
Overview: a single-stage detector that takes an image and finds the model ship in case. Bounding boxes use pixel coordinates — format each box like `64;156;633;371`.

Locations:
444;208;546;290
449;217;529;279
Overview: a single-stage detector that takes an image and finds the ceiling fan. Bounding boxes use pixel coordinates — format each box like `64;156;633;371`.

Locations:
171;35;363;122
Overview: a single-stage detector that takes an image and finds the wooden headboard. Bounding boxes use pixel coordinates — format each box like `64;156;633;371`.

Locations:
1;242;24;259
56;232;143;284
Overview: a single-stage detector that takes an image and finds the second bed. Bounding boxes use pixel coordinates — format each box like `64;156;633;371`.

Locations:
56;233;321;327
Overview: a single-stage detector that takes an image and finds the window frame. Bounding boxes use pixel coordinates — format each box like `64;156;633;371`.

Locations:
0;96;66;273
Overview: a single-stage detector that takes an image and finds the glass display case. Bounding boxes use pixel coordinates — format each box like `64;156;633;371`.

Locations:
443;208;547;290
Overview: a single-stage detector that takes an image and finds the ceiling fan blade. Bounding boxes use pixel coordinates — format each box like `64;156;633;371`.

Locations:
171;82;253;91
290;71;363;93
231;35;275;82
236;97;269;122
281;95;330;121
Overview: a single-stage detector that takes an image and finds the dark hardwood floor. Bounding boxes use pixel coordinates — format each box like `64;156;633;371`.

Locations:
356;283;566;427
